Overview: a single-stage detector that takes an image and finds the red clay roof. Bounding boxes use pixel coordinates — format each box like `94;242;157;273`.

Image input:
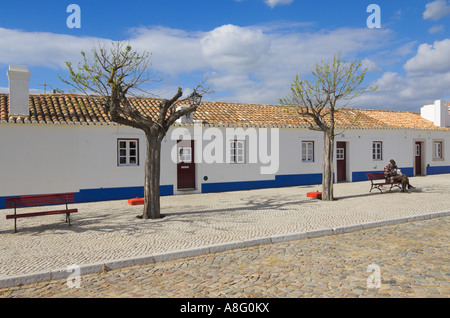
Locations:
0;93;448;131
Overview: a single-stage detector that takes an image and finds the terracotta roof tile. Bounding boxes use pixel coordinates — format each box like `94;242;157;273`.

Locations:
0;93;449;131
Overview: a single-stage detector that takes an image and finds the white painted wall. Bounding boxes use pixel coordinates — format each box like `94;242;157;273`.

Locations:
0;124;150;197
0;124;80;196
0;122;449;200
337;129;415;175
421;100;450;128
167;126;325;195
76;125;146;190
336;128;450;178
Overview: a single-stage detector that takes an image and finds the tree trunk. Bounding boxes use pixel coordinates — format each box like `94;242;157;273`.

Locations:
142;132;162;219
322;130;335;201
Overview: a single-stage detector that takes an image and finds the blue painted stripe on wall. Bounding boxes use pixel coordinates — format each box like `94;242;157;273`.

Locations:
352;171;383;182
276;173;323;187
0;185;174;209
427;165;450;175
401;167;414;177
1;166;449;209
74;185;174;203
201;179;273;193
201;173;323;193
352;167;414;182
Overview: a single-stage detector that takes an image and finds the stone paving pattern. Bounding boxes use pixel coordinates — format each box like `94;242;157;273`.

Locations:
0;216;448;298
0;174;449;297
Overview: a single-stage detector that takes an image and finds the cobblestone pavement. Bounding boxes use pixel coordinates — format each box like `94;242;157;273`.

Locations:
1;174;449;281
0;216;448;298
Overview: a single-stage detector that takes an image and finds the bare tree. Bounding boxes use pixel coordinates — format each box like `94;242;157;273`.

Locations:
280;53;377;201
60;42;208;219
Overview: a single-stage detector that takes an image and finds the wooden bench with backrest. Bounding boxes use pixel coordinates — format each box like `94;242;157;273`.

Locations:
366;172;402;193
5;192;78;233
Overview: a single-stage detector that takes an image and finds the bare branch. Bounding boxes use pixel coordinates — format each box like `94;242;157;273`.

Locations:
60;41;211;140
280;52;377;133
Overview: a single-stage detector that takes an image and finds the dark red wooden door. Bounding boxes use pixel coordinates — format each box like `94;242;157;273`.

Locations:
415;142;422;176
177;140;196;189
336;142;347;182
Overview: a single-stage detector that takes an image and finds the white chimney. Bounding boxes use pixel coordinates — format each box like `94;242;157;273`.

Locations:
175;104;194;124
420;100;449;127
7;65;30;116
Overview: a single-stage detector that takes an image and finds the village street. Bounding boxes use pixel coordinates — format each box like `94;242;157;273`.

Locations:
0;174;449;299
0;215;448;299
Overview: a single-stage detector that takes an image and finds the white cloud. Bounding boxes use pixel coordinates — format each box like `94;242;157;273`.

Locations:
361;58;382;73
265;0;294;8
0;27;104;69
203;26;392;104
1;24;447;112
127;24;393;105
200;25;271;73
353;70;450;111
351;39;450;111
127;26;206;76
404;39;450;74
423;0;450;21
392;41;418;57
0;87;44;94
428;24;445;34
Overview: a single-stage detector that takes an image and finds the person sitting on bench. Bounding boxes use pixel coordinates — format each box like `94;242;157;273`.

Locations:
384;159;414;192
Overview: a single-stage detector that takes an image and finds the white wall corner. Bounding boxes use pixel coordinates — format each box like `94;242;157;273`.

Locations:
420;104;434;122
7;65;31;117
420;100;450;127
435;100;449;127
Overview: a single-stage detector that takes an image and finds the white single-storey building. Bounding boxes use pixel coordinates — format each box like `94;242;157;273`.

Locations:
1;65;449;208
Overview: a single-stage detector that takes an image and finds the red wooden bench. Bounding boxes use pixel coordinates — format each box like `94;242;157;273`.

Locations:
366;172;402;193
5;193;78;233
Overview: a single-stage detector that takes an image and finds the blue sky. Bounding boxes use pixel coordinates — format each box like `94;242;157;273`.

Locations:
0;0;449;111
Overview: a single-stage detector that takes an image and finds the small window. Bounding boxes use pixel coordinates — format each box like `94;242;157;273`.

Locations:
433;141;443;160
230;140;245;164
336;148;345;160
118;139;139;166
415;143;421;157
302;141;314;163
179;147;192;163
372;141;383;161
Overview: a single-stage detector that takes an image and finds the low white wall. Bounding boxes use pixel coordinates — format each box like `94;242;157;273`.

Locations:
0;124;150;197
0;124;80;196
0;122;449;200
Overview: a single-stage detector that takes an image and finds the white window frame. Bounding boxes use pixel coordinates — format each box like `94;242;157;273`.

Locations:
415;143;421;157
302;141;314;163
336;148;345;161
372;141;383;161
178;146;192;163
118;139;139;166
433;140;444;160
230;140;245;164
